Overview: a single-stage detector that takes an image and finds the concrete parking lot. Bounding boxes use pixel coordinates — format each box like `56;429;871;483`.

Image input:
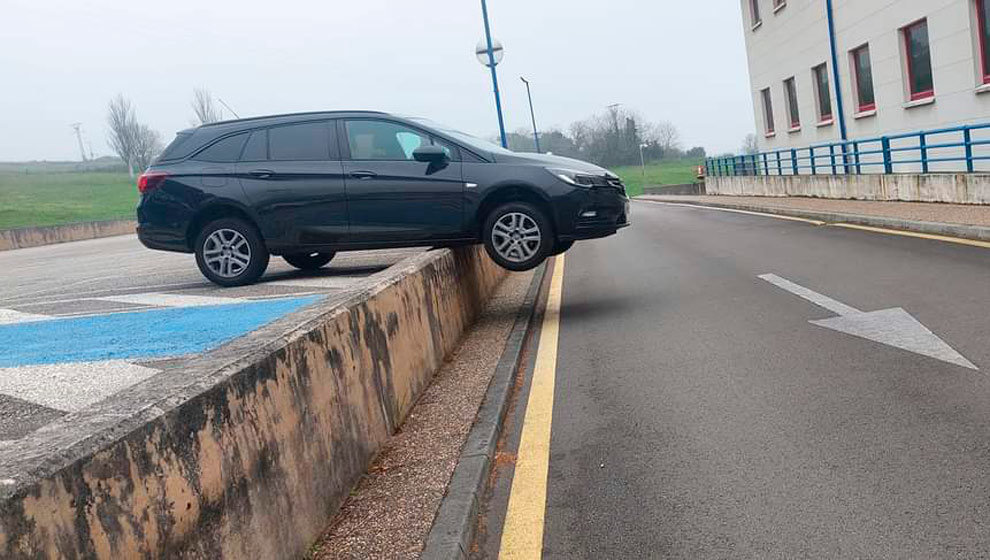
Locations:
0;234;420;440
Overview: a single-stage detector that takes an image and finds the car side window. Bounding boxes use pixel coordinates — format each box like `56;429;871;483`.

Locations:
431;136;459;161
269;122;330;161
240;129;267;161
346;120;435;161
193;133;248;163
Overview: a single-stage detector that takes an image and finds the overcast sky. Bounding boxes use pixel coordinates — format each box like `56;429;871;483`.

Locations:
0;0;754;162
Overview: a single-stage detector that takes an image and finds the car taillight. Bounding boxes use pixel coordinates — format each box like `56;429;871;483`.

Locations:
137;171;170;194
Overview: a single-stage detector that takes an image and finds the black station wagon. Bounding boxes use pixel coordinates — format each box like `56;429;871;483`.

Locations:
137;111;629;286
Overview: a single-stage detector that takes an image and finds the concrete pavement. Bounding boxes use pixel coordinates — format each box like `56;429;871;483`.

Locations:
480;199;990;558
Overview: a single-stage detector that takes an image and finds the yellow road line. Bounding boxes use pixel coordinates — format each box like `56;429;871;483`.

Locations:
637;199;825;225
499;254;565;560
831;223;990;249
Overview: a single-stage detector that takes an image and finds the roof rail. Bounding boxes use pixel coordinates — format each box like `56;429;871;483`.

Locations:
200;110;390;128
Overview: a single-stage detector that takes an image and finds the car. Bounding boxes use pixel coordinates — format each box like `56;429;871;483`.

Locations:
137;111;630;286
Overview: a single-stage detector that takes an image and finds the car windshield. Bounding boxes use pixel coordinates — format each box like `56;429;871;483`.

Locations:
407;117;515;156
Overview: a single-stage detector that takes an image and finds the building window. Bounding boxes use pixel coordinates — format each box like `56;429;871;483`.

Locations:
761;88;775;135
812;63;833;123
978;0;990;83
851;44;876;112
902;19;934;100
783;77;800;129
750;0;761;28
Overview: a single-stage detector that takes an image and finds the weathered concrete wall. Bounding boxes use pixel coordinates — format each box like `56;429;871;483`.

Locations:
643;183;706;196
0;220;136;251
708;174;990;205
0;245;506;559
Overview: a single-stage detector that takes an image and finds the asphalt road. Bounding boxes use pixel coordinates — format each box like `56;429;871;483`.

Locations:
0;235;420;440
483;200;990;558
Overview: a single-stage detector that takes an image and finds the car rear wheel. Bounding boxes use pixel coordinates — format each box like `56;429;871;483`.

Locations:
283;251;335;270
194;218;269;287
483;202;553;271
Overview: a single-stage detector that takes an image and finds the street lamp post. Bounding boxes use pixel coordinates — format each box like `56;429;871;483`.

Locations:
478;0;508;148
520;77;541;153
640;143;648;178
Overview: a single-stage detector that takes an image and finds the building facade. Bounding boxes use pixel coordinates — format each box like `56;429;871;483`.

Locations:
741;0;990;170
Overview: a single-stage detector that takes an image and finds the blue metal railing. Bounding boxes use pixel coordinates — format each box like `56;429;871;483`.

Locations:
706;123;990;177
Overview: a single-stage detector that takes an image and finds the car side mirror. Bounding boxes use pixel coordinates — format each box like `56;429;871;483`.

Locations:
413;145;448;163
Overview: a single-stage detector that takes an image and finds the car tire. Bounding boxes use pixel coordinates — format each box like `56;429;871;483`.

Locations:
550;240;575;256
194;217;270;287
483;202;554;272
283;251;335;271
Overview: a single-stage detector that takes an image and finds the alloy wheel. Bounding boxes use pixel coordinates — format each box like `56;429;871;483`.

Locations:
203;228;251;278
491;212;542;263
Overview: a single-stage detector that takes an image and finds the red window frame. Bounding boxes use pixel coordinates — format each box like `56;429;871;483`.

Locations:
977;0;990;84
812;63;834;123
851;45;876;113
783;78;800;128
750;0;761;27
761;88;775;135
902;19;935;100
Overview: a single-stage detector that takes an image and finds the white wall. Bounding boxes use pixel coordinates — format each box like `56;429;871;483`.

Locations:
741;0;990;171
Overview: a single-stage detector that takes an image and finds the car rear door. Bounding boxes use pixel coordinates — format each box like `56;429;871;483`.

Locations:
339;119;464;243
236;120;348;246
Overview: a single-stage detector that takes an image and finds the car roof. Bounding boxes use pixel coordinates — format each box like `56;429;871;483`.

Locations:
196;110;393;131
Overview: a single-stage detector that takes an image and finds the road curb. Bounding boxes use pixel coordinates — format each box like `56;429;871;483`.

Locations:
637;196;990;243
0;219;136;251
421;260;550;560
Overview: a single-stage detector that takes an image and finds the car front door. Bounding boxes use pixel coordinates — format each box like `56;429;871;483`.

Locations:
236;120;348;246
340;119;464;243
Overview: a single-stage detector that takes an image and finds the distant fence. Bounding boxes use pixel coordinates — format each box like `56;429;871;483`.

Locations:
708;123;990;177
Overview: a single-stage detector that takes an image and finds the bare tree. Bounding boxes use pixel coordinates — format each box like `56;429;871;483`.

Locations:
107;94;138;177
644;121;681;156
742;133;759;155
133;124;163;171
191;88;223;125
106;94;163;177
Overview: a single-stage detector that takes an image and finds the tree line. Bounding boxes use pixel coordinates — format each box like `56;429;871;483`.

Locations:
504;106;704;167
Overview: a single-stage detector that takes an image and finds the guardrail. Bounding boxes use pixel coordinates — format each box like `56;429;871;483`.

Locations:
707;123;990;177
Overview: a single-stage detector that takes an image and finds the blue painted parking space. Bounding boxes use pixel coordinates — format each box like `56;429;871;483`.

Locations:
0;295;320;368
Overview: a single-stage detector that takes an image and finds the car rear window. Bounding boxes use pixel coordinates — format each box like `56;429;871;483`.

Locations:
240;130;267;161
193;133;248;163
269;122;330;161
157;132;194;161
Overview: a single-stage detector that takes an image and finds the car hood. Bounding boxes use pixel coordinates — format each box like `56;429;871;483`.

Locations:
492;151;615;177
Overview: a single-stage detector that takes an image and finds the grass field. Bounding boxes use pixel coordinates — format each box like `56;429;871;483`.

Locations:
611;159;703;197
0;172;137;229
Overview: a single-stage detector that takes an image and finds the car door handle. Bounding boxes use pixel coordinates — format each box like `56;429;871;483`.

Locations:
349;171;378;180
249;169;274;178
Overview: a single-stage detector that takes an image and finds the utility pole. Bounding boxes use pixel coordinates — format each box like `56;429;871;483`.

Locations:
520;77;541;153
71;123;87;162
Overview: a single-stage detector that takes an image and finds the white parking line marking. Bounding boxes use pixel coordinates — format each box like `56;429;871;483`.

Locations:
0;309;51;326
266;277;364;289
96;293;246;308
0;360;159;412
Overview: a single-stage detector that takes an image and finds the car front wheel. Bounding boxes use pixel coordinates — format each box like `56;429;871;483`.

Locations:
194;217;270;287
483;202;553;272
283;251;335;270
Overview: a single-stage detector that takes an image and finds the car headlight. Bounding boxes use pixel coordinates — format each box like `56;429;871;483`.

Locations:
546;167;600;188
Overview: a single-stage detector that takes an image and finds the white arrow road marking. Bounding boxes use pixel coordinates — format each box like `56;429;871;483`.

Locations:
0;309;51;325
759;273;978;370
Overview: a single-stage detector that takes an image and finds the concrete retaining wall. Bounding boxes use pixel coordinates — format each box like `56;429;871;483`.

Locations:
708;174;990;204
0;245;506;559
0;220;136;251
643;183;706;196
